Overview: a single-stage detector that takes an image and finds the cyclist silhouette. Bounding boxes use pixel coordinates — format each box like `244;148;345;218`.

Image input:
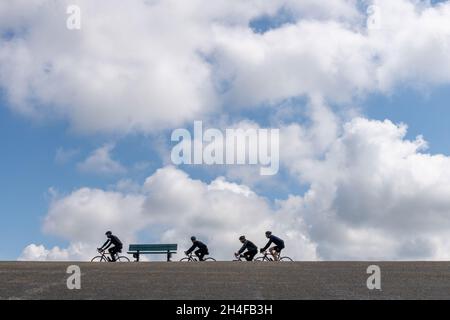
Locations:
185;236;209;261
260;231;284;261
235;235;258;261
98;231;123;262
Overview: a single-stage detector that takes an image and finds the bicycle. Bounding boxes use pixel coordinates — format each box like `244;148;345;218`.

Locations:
180;252;216;262
91;248;130;262
255;251;293;262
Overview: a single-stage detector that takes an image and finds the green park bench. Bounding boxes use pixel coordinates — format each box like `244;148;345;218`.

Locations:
128;244;178;262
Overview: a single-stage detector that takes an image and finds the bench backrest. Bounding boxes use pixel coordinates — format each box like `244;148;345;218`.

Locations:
129;244;177;252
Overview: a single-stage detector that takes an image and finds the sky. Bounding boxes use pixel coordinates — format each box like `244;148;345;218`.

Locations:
1;0;450;261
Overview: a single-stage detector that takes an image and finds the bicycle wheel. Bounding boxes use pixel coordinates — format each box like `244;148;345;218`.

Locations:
280;256;293;262
179;257;192;262
91;256;107;262
117;256;130;262
204;257;216;261
254;256;266;262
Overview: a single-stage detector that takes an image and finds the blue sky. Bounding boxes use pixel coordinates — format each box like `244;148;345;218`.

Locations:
2;0;450;261
0;101;165;259
1;85;450;260
366;86;450;154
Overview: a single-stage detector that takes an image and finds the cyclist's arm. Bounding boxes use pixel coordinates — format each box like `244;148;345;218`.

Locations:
261;240;272;252
100;239;111;250
238;243;247;255
186;243;196;254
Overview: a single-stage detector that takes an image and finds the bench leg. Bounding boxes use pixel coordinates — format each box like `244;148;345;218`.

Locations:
167;251;171;262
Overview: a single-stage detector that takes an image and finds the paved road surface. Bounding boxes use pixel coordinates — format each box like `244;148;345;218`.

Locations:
1;261;449;299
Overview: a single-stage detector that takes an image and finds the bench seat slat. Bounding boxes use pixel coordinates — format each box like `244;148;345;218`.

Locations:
128;244;177;252
127;251;176;254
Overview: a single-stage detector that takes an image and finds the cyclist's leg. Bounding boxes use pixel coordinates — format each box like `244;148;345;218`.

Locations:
243;251;251;261
107;247;113;261
194;249;203;261
109;247;118;262
248;249;257;261
274;246;284;261
269;246;279;261
195;249;206;261
200;249;207;261
244;251;255;261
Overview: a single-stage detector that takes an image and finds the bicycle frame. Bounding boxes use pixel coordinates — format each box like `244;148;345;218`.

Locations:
98;249;120;261
234;254;243;261
259;251;279;261
185;253;198;261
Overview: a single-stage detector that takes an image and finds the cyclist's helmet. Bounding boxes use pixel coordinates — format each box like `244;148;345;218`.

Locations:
190;236;196;241
265;231;272;237
105;231;112;236
239;235;246;241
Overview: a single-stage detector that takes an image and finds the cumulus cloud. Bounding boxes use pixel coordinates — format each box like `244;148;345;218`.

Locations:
19;243;86;261
211;0;450;108
77;144;126;175
43;187;145;243
2;0;450;132
371;0;450;91
212;19;374;106
12;0;450;261
187;111;450;260
1;0;218;133
21;111;450;261
208;176;255;197
20;166;318;261
280;117;450;260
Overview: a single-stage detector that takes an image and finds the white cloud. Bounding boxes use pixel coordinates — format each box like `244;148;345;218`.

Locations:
55;147;79;164
43;187;145;244
200;109;450;260
11;0;450;262
213;0;450;107
1;0;218;133
20;166;318;261
208;176;255;197
77;144;126;175
216;1;450;107
19;243;86;261
213;20;373;107
2;1;450;133
280;116;450;260
368;0;450;91
20;117;450;261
